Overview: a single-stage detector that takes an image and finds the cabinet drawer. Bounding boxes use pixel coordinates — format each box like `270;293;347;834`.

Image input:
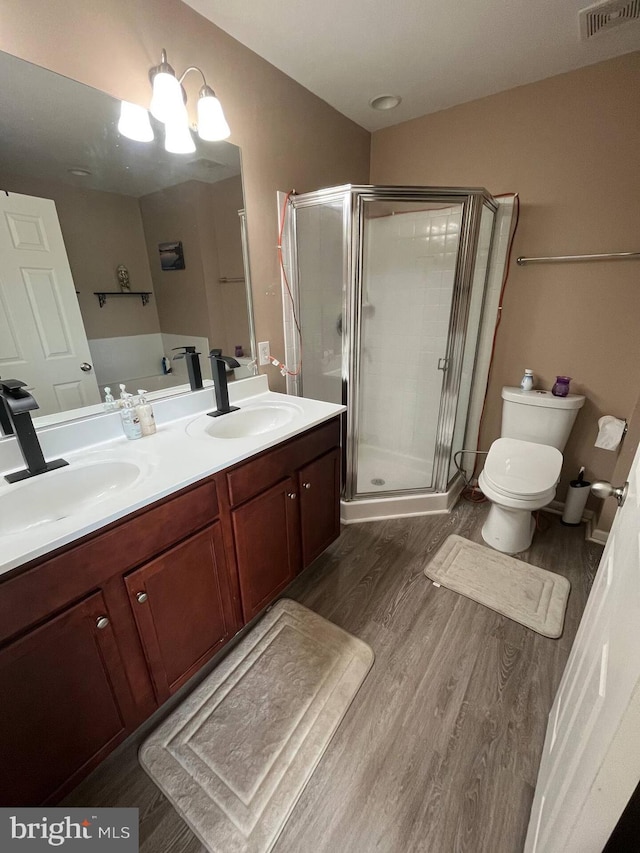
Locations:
226;417;340;507
0;478;219;646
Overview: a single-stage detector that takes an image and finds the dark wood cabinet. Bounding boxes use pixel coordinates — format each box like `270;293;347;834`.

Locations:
0;416;341;804
232;477;300;621
0;592;135;806
228;419;342;619
298;447;341;569
125;522;236;703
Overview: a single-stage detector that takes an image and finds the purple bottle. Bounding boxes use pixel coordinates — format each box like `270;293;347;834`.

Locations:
552;376;571;397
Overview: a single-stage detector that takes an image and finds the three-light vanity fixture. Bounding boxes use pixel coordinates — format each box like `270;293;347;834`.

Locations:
117;48;230;153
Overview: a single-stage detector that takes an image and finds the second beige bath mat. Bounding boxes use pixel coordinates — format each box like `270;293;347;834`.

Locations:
424;535;570;638
140;598;374;853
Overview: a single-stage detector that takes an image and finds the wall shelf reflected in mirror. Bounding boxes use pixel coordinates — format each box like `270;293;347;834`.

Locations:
94;291;153;308
0;49;255;428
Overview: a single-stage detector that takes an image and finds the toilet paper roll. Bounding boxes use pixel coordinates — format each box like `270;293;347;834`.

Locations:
594;415;626;451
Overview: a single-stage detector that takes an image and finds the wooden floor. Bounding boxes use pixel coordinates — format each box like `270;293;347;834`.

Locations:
64;501;602;853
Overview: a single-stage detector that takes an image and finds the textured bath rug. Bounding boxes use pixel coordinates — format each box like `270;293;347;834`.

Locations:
139;598;374;853
424;535;570;638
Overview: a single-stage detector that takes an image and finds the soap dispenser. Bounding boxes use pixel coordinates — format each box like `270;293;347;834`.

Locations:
119;394;142;440
136;390;156;436
103;387;117;412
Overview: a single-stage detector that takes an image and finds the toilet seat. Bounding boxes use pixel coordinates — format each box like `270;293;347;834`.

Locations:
483;437;562;499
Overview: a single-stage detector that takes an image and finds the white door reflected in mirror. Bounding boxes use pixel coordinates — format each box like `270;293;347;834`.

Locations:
0;192;101;416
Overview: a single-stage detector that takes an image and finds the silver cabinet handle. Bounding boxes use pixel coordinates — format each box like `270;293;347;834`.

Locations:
303;482;311;490
96;616;109;630
287;492;297;500
136;592;148;604
80;362;93;372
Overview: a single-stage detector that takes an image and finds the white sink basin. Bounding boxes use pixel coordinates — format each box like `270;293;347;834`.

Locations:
187;401;303;440
0;459;142;536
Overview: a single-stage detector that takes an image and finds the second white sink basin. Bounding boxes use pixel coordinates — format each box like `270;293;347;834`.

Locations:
0;459;142;536
187;401;303;440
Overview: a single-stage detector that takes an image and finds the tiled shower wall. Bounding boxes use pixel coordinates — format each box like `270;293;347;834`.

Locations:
356;206;462;488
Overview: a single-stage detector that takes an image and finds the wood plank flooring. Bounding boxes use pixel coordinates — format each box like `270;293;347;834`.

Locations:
63;501;602;853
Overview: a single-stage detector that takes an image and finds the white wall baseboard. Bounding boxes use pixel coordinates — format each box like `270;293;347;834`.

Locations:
545;499;609;545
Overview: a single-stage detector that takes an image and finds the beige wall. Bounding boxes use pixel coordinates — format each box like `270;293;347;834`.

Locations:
0;0;370;390
140;181;212;341
0;171;159;339
371;52;640;522
210;175;252;356
139;178;251;356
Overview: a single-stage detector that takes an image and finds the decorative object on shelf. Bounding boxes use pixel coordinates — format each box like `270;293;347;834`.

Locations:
117;48;230;154
116;264;131;292
552;375;572;397
159;241;185;271
94;291;152;308
234;344;244;358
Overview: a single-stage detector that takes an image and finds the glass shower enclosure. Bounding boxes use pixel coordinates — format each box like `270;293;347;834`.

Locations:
282;185;497;512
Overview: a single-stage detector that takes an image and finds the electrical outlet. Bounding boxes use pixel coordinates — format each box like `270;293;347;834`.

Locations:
258;341;271;366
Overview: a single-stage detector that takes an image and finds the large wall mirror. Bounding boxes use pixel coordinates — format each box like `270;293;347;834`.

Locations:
0;50;255;427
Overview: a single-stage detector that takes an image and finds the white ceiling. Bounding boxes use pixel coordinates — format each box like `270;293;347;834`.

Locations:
184;0;640;130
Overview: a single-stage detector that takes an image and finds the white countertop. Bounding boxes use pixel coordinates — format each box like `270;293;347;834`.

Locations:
0;377;345;577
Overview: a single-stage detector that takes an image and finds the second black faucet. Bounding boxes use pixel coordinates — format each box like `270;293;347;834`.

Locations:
208;350;241;417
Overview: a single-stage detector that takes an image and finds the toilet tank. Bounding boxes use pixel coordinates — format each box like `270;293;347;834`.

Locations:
501;387;585;451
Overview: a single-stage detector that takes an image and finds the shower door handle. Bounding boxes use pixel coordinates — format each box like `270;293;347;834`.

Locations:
437;358;449;371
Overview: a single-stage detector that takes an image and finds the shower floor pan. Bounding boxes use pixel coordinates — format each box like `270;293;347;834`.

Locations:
342;446;464;524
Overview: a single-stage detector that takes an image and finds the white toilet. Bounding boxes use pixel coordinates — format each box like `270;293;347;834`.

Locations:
478;387;585;554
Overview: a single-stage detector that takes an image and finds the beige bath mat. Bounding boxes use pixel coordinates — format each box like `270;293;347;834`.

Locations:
424;535;570;638
140;598;374;853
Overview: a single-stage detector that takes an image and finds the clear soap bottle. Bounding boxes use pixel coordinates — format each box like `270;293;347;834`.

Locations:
103;387;117;411
119;394;142;440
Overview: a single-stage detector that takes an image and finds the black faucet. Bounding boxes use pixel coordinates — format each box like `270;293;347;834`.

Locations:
207;350;241;417
172;346;203;391
0;380;68;483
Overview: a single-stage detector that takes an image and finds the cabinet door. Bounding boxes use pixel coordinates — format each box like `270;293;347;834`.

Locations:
125;523;235;704
232;477;299;621
298;448;341;568
0;591;135;806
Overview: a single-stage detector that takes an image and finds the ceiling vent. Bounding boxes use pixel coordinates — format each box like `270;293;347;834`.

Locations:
579;0;640;38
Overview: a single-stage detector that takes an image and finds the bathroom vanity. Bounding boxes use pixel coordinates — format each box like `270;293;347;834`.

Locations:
0;378;343;806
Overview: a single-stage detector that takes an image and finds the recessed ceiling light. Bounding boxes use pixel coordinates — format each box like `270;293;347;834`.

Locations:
68;167;92;177
369;95;402;111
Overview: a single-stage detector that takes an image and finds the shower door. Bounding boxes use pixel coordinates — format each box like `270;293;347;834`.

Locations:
350;195;464;495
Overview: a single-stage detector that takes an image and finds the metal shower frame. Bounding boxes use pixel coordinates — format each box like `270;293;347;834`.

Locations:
284;184;498;501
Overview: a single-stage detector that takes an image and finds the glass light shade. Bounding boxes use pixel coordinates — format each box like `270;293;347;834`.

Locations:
150;71;184;123
197;94;230;141
117;101;154;142
164;116;196;154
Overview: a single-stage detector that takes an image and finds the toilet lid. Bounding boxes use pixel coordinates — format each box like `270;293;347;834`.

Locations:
484;437;562;498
